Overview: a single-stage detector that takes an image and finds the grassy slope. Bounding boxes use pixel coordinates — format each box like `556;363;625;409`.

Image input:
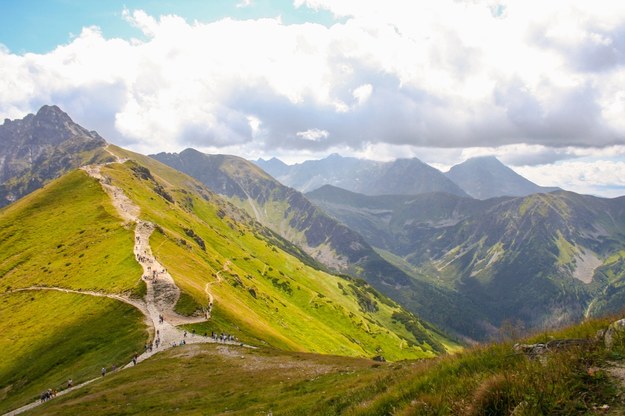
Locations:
105;146;456;358
0;170;148;412
0;170;141;293
0;291;146;414
26;315;625;416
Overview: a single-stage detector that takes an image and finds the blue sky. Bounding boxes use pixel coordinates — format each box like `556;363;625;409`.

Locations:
1;0;625;197
0;0;335;54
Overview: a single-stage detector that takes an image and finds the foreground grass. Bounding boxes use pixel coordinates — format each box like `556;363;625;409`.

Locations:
0;169;150;414
24;316;625;415
0;290;147;414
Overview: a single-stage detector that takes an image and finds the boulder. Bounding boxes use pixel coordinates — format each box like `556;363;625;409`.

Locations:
604;319;625;350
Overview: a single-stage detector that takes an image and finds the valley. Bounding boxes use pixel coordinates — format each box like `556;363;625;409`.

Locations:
2;106;625;414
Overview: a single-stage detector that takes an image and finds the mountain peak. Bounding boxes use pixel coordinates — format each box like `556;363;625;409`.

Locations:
35;104;72;121
0;105;109;207
446;156;558;199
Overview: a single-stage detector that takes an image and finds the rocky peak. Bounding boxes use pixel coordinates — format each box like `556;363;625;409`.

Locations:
0;105;108;206
35;104;73;123
1;105;104;150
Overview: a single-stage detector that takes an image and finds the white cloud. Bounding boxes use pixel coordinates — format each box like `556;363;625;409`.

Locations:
352;84;372;105
296;128;329;141
1;3;625;194
516;160;625;198
236;0;253;8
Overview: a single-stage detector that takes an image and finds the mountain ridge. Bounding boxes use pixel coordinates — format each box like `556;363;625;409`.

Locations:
256;153;469;197
307;184;625;337
445;155;560;199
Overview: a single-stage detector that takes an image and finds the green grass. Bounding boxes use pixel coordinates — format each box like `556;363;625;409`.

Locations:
0;170;142;293
23;315;625;415
0;169;148;413
174;291;204;316
0;290;147;414
95;150;454;360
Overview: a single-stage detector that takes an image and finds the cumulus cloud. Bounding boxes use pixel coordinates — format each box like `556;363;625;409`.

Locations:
1;1;625;195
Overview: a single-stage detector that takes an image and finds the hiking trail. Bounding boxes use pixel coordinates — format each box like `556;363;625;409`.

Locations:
2;157;246;416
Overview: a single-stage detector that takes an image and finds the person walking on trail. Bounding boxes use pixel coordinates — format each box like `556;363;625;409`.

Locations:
67;378;73;388
101;367;106;377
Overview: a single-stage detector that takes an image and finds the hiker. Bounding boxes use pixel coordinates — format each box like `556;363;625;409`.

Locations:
67;378;73;388
101;367;106;377
40;390;50;402
111;364;117;371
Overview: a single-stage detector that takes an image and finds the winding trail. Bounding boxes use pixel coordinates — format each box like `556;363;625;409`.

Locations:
204;260;229;317
6;286;149;319
2;158;243;416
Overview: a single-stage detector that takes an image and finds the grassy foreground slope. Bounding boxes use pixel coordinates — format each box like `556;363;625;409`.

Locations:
105;145;455;358
26;315;625;415
0;288;147;413
0;170;151;412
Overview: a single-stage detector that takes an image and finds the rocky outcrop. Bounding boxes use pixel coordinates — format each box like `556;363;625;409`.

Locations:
0;105;109;206
600;318;625;349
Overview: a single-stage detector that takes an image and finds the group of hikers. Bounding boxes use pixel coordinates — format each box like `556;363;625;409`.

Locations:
39;388;57;402
210;331;238;343
35;227;238;408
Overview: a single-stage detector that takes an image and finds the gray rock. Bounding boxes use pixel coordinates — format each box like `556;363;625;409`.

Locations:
604;319;625;349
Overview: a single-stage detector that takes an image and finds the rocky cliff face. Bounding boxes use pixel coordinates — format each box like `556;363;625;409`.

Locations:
0;105;109;206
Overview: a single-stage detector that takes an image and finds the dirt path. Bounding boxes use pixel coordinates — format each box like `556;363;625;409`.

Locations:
2;161;245;416
81;164;215;355
5;286;150;322
203;260;230;317
2;378;99;416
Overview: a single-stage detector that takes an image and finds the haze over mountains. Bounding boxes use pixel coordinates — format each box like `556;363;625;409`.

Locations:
256;153;559;199
445;156;561;199
256;154;469;197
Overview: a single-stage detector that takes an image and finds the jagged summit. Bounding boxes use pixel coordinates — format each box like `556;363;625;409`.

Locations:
1;105;104;147
0;104;110;206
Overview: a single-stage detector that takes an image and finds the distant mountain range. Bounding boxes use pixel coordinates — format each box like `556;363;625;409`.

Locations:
4;105;625;344
256;153;560;199
307;185;625;333
256;153;469;197
0;105;112;207
151;149;479;339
